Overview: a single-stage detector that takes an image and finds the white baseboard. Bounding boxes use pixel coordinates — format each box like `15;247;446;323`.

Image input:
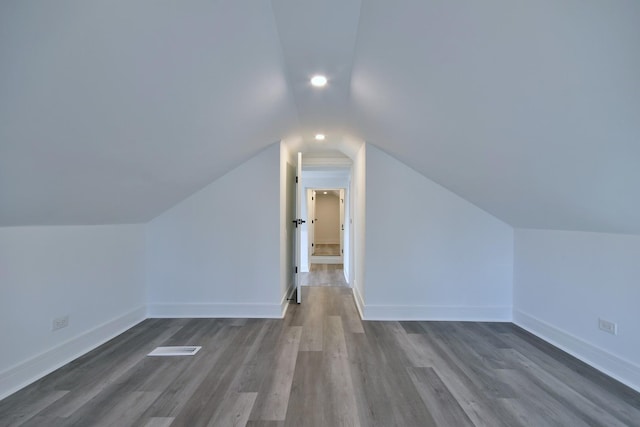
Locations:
353;283;365;319
513;310;640;393
363;304;512;321
0;306;146;401
280;284;297;318
147;302;283;319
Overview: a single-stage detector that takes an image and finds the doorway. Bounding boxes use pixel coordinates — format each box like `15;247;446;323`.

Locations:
308;188;344;264
297;166;351;292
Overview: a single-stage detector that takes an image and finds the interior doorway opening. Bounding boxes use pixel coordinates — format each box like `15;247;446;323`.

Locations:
308;188;345;265
297;159;352;291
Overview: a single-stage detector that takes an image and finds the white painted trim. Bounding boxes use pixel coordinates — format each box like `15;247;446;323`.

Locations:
353;284;365;320
513;310;640;393
310;255;343;264
147;303;283;319
0;306;146;401
280;284;297;318
362;305;512;321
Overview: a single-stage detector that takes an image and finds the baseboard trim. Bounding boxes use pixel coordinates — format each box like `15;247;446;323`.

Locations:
513;310;640;393
363;304;512;321
147;302;283;319
353;285;365;319
280;284;297;318
0;306;146;401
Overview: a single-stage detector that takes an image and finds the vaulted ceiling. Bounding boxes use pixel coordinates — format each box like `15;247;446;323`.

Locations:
1;1;639;233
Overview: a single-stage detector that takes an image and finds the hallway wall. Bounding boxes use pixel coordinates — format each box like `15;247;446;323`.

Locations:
146;143;282;318
0;224;146;400
363;144;513;320
514;228;640;391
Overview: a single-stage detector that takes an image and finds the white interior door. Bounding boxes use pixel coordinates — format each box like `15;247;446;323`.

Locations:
340;188;345;260
309;190;316;256
295;152;303;303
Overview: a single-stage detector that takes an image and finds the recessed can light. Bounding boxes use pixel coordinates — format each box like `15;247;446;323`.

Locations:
310;75;327;87
315;134;325;141
323;191;328;194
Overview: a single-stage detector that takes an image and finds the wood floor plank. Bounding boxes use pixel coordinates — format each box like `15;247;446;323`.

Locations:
142;418;174;427
500;328;640;426
282;351;325;427
322;316;361;427
298;289;324;351
410;329;520;427
407;367;474;427
502;348;630;427
208;392;257;427
169;321;265;426
0;390;68;427
136;324;241;420
341;298;364;334
249;326;302;421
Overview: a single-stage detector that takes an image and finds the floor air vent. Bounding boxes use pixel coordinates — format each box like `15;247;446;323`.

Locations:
147;346;202;356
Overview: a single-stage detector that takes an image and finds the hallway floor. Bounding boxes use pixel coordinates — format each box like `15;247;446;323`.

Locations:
1;287;639;426
299;264;348;287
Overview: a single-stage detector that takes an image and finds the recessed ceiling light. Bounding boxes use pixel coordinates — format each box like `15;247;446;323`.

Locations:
315;134;325;141
323;191;328;194
310;75;327;87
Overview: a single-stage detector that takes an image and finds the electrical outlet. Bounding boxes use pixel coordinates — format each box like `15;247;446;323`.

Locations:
598;318;617;335
52;315;69;331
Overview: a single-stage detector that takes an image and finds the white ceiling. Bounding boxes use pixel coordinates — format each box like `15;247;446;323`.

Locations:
1;0;639;234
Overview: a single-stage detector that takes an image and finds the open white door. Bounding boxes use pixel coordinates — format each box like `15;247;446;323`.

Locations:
294;152;303;303
309;190;315;257
339;188;345;260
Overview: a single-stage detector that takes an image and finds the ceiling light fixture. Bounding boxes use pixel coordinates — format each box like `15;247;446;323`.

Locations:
323;191;328;194
315;134;325;141
310;75;327;87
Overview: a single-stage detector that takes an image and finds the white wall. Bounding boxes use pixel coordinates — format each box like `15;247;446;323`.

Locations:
363;145;513;320
0;224;146;400
146;143;282;318
514;229;640;392
314;193;340;244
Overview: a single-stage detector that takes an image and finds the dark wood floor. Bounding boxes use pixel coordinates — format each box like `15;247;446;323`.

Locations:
1;286;639;427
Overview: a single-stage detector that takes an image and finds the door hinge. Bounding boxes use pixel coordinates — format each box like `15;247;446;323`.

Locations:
342;249;344;254
311;243;314;247
295;266;298;273
296;176;298;183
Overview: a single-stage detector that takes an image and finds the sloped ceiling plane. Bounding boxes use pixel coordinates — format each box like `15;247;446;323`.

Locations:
1;0;639;234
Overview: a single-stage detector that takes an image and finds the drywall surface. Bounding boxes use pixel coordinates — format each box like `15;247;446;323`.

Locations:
314;192;340;244
146;143;282;318
364;144;513;320
514;228;640;391
0;224;146;399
